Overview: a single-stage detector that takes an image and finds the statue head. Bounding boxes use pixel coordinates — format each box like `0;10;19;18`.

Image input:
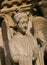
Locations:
14;12;29;34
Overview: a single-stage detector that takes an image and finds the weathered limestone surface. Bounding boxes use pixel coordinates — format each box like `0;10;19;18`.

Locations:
0;28;3;47
9;32;39;62
1;12;40;65
32;17;47;48
32;16;47;65
0;28;6;65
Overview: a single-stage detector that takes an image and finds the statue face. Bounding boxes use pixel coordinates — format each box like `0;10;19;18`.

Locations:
18;17;28;33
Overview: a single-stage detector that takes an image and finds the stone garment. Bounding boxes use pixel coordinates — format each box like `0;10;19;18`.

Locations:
9;32;39;63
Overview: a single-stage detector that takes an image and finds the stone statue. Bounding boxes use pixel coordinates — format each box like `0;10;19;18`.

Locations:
9;12;39;65
1;12;40;65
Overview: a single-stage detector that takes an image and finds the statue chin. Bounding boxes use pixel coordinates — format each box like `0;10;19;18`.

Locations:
19;28;26;35
21;31;26;35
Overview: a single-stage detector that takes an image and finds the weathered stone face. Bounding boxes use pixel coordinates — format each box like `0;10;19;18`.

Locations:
14;12;28;34
17;17;28;33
